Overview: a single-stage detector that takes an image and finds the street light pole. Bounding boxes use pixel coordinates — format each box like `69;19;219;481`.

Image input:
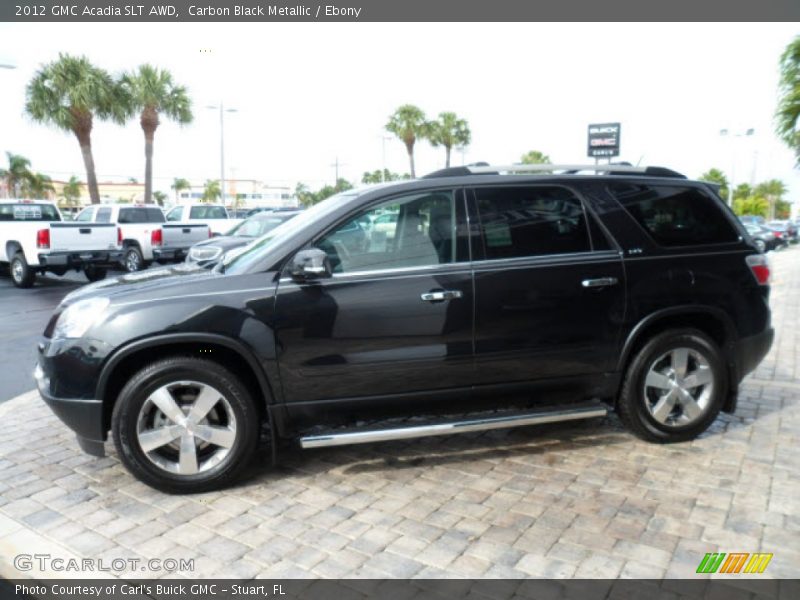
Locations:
719;127;755;206
207;102;237;204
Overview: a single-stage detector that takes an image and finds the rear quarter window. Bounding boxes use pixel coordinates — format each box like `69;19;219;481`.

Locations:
608;183;739;247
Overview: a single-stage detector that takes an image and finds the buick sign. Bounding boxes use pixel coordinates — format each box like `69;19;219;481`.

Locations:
588;123;621;157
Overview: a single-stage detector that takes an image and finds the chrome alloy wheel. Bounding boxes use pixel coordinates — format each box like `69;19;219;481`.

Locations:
136;381;237;475
11;259;23;283
125;250;141;272
643;347;714;427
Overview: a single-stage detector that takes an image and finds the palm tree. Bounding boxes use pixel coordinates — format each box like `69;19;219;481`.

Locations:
428;112;471;168
754;179;787;220
25;54;125;204
120;65;193;203
386;104;429;178
171;177;190;204
202;179;221;203
22;172;55;199
699;168;729;202
61;175;82;207
153;191;168;206
0;152;32;197
776;36;800;163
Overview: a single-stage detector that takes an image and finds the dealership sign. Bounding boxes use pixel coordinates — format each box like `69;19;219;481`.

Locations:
588;123;621;158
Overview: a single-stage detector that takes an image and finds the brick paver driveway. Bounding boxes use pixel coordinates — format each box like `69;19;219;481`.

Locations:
1;248;798;580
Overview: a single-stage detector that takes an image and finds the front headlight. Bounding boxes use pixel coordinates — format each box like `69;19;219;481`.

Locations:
189;245;223;263
52;297;109;340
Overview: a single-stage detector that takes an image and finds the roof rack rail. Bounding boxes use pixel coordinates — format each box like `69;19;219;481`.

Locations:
423;163;686;179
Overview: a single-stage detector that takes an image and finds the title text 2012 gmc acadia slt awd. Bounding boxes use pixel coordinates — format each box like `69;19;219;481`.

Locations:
36;165;774;492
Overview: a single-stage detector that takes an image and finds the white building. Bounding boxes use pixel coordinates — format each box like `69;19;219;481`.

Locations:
176;180;297;209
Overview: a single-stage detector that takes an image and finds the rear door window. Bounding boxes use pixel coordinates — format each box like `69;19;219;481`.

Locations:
474;186;591;259
96;207;112;223
608;184;739;246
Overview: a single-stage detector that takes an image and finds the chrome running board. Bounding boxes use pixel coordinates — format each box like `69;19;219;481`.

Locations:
299;404;608;449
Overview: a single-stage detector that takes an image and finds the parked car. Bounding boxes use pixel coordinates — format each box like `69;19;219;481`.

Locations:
739;215;766;227
767;220;798;244
186;210;301;267
1;199;122;287
36;164;774;492
743;224;783;253
164;203;241;236
76;203;211;272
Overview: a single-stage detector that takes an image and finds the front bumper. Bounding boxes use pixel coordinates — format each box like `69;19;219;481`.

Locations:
35;360;106;457
38;250;123;269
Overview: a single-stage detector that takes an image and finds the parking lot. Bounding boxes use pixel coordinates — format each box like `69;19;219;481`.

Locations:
0;248;798;580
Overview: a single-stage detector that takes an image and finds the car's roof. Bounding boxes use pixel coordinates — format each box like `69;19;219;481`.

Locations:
0;198;57;204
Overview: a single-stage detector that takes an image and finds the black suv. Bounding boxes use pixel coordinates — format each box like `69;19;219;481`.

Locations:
36;164;774;493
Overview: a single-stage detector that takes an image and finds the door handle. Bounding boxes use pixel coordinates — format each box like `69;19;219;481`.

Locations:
421;290;463;302
581;277;618;288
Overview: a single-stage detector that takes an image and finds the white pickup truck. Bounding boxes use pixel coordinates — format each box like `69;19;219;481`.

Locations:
0;199;123;288
165;203;241;236
75;203;210;272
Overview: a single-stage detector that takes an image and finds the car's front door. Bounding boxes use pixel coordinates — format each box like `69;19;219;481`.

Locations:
273;189;474;413
469;184;625;391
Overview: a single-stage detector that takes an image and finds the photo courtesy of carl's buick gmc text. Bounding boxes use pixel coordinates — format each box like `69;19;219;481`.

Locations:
0;1;798;598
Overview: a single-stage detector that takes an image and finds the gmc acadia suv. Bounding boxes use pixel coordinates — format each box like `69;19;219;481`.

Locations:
35;164;774;493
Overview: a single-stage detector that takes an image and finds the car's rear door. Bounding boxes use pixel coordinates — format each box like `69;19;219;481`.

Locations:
469;184;625;391
273;188;474;414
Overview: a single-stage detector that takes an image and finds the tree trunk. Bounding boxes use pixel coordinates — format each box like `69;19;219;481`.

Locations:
75;128;100;204
406;141;416;178
445;145;451;168
141;107;159;204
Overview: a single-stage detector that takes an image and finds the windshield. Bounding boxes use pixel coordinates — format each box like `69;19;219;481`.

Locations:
221;192;359;275
229;214;294;237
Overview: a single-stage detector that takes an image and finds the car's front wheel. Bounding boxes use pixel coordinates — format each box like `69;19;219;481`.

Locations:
112;357;260;493
618;329;727;443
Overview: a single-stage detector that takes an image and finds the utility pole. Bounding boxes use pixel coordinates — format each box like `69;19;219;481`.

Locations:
331;157;347;185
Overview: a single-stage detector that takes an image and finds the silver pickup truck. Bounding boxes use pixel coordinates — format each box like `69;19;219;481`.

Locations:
0;199;122;288
153;222;212;263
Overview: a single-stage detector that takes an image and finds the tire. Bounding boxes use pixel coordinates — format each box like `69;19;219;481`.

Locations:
123;246;144;273
112;357;260;493
10;252;35;288
618;329;727;443
83;265;107;282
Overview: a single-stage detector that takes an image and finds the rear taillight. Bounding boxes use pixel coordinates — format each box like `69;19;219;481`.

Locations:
208;227;213;238
117;227;123;246
746;254;770;285
151;228;162;247
36;229;50;249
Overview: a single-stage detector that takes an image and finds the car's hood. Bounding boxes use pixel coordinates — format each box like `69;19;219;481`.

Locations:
193;235;253;251
61;264;223;306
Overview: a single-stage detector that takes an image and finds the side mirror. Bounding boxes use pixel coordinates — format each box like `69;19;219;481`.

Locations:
290;248;332;281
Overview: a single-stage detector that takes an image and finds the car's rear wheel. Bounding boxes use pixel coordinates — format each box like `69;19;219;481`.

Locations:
618;329;726;443
112;357;260;493
123;246;144;272
10;252;35;288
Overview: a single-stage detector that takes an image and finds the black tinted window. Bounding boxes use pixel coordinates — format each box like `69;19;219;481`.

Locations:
475;186;590;259
119;208;165;224
0;203;61;222
609;184;738;246
190;206;227;219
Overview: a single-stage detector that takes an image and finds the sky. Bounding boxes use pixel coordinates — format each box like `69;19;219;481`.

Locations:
0;22;798;209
